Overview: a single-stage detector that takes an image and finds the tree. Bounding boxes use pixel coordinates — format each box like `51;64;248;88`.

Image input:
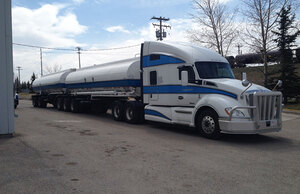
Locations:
31;72;36;84
188;0;238;56
44;64;62;74
30;72;36;92
272;4;300;103
242;0;290;87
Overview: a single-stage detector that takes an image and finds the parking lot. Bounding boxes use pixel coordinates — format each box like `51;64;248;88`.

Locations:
1;100;300;193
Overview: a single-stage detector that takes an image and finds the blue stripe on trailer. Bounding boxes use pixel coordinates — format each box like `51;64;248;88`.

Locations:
144;109;171;121
144;85;237;99
32;79;141;91
66;79;141;89
142;55;185;67
32;83;66;91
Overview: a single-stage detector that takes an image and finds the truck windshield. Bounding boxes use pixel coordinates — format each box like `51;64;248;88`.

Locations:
195;62;235;79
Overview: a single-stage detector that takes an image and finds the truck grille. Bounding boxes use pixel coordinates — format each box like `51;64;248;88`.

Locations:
248;92;282;121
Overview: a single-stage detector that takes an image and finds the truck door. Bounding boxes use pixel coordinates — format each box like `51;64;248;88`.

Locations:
176;65;198;107
149;70;158;101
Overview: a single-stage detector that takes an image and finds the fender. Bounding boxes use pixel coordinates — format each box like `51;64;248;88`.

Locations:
191;94;242;126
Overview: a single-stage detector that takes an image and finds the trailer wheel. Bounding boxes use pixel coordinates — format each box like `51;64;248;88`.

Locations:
37;97;42;108
32;97;38;107
196;109;221;139
63;98;71;112
112;101;124;121
70;99;79;113
37;97;47;108
124;102;140;124
56;98;63;111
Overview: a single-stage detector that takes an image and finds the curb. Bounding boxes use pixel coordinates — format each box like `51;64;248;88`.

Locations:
283;109;300;115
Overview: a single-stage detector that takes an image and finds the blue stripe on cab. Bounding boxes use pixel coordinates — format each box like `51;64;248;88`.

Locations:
143;55;184;67
144;85;237;99
144;109;171;120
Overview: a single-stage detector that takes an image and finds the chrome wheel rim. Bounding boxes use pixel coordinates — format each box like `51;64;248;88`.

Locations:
201;116;215;134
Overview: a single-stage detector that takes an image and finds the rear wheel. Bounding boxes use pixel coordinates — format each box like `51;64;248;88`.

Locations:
196;109;221;139
124;102;141;124
38;97;47;108
63;98;71;112
32;97;38;107
56;98;63;111
70;99;80;113
112;101;124;121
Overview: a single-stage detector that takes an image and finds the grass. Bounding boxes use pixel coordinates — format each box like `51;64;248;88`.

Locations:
233;62;300;110
18;92;33;100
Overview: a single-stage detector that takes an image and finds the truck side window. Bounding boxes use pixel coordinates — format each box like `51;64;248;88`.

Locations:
178;66;195;83
150;71;157;85
150;54;160;61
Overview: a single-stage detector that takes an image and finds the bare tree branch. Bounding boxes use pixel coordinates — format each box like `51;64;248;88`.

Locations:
188;0;238;56
44;64;62;74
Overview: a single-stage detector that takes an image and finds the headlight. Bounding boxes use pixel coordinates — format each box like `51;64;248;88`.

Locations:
225;107;245;117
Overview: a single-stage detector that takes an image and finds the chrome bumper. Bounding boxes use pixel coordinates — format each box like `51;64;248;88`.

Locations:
219;92;282;134
219;119;281;134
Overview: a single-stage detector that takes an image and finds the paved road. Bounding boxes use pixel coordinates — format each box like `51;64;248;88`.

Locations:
1;100;300;193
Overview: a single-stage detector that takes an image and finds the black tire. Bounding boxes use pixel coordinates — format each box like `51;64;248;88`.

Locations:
124;102;141;124
37;97;42;108
70;99;79;113
63;98;71;112
32;97;38;107
39;97;47;108
196;109;221;139
112;101;124;121
56;98;63;111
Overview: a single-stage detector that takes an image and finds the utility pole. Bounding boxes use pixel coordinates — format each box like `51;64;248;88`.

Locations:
236;44;243;55
76;47;81;69
16;66;22;92
151;16;171;41
40;48;43;76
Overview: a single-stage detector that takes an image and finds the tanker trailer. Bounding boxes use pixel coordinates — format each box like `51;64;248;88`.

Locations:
32;41;283;139
32;69;76;108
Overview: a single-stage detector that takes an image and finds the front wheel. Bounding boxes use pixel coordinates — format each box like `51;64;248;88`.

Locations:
196;109;221;139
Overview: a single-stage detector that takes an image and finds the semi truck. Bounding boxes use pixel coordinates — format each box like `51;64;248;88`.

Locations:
32;41;282;139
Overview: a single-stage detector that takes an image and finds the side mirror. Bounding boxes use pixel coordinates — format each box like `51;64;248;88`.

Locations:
272;80;283;91
241;72;249;87
181;71;188;86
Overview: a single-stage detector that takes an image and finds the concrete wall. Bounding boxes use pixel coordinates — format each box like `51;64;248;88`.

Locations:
0;0;14;135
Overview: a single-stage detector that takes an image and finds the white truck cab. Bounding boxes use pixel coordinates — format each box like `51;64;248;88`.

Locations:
142;41;282;138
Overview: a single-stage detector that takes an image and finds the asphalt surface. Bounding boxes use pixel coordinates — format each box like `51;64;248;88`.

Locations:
1;100;300;194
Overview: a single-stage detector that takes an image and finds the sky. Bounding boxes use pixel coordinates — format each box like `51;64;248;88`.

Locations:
10;0;297;82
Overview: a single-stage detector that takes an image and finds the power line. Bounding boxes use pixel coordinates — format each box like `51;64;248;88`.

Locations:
13;42;140;52
85;44;140;51
13;43;76;51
